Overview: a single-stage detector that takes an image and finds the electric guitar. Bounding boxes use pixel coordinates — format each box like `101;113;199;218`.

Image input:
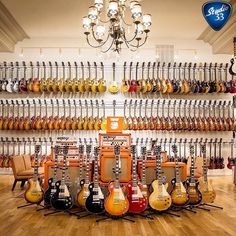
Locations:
51;146;73;210
126;145;148;213
199;144;216;203
149;145;172;211
105;145;129;216
77;144;91;207
24;144;44;204
44;145;60;205
140;144;149;198
170;144;189;206
85;146;105;214
185;145;202;206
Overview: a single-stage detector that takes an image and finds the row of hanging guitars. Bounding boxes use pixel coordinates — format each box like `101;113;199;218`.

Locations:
0;61;107;94
1;61;236;95
0;98;235;131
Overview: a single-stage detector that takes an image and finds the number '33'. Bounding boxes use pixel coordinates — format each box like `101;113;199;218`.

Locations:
215;13;224;21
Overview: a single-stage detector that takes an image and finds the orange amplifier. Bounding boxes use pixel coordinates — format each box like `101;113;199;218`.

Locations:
99;133;131;184
44;160;93;191
137;161;187;193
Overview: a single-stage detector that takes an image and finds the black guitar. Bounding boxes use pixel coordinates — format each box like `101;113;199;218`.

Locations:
85;146;105;214
44;145;60;205
185;145;202;206
51;146;73;210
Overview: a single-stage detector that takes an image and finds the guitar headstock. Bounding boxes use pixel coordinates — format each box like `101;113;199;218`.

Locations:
86;144;92;154
94;146;100;156
189;145;194;156
172;144;178;155
200;144;206;155
114;145;120;156
79;145;84;154
131;145;136;156
153;145;161;156
54;145;60;155
63;146;69;155
35;144;41;154
141;146;147;155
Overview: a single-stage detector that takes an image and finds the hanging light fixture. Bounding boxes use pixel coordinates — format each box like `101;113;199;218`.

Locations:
82;0;152;53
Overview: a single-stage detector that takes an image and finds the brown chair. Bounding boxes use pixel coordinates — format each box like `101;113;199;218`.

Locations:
11;155;44;191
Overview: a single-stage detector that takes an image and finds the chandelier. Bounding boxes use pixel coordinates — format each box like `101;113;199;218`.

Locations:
82;0;152;53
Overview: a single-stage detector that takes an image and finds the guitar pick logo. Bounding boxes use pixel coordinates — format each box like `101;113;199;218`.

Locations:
202;1;233;31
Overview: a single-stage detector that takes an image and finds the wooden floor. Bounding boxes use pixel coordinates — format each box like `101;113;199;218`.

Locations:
0;176;236;236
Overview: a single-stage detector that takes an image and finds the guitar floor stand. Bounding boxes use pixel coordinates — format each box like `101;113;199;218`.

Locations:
171;206;197;214
147;209;181;218
44;209;79;217
128;212;154;220
36;205;51;212
17;203;44;209
96;213;135;223
189;205;210;212
197;203;223;210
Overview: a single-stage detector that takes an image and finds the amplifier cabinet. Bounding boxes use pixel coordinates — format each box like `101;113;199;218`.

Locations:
137;161;187;193
100;152;131;184
44;161;93;200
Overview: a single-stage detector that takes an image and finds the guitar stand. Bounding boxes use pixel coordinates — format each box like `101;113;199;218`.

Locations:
128;212;154;220
44;209;79;217
147;209;181;218
189;205;210;212
36;205;51;212
96;213;135;223
197;203;223;210
17;203;44;209
171;206;197;214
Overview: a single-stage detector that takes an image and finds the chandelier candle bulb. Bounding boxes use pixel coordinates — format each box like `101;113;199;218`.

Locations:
143;14;152;27
130;0;139;10
131;3;142;19
96;25;105;39
108;1;118;16
83;17;92;32
95;0;103;10
88;6;98;20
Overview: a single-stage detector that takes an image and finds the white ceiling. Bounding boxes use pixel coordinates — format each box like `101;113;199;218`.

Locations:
1;0;207;39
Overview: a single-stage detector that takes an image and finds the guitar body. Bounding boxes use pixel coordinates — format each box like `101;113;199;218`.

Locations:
50;182;73;210
104;182;129;216
98;80;107;93
77;180;90;207
149;180;172;211
170;179;189;206
44;178;61;205
85;183;105;214
199;178;216;203
185;179;202;205
126;181;148;213
24;179;44;204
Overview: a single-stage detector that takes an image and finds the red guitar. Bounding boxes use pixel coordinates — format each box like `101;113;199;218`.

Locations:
126;144;148;213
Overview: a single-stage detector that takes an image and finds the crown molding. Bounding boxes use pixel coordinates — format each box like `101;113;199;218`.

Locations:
197;0;236;55
0;1;29;52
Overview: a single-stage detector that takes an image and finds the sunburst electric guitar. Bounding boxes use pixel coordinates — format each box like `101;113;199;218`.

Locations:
170;144;189;206
24;144;44;204
105;145;129;216
149;145;172;211
199;144;216;203
77;144;91;207
185;145;202;206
